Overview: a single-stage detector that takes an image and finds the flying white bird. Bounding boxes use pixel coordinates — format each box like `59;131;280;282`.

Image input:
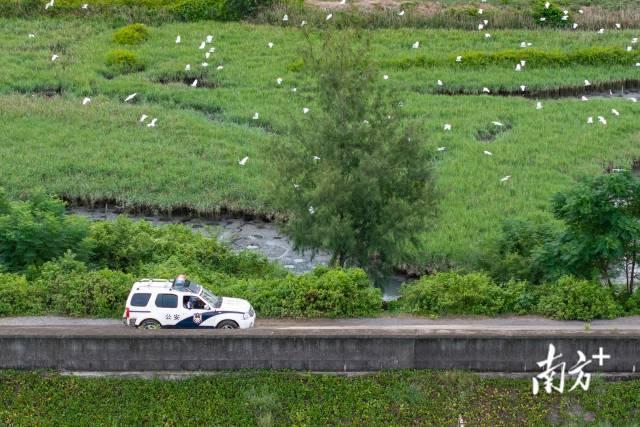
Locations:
184;65;190;72
302;107;309;114
252;112;259;120
597;28;605;34
492;121;504;126
611;109;620;116
520;85;527;92
485;33;491;38
456;56;462;62
293;183;300;189
563;9;568;14
520;60;526;66
584;80;591;86
308;206;315;215
282;14;288;21
630;97;638;102
540;17;546;22
515;63;522;71
199;41;205;49
581;96;589;101
478;8;483;14
587;116;593;124
139;114;147;122
437;79;443;86
147;118;157;128
206;35;213;43
544;1;550;8
483;87;490;93
313;155;321;161
478;24;484;30
484;150;493;156
301;20;306;27
573;23;579;29
483;19;488;25
28;33;35;38
81;3;88;9
437;147;446;152
383;74;389;80
615;23;621;29
191;79;198;87
398;10;405;16
632;37;638;44
276;77;283;85
500;175;511;183
627;46;633;52
51;54;59;61
175;35;181;43
291;87;297;92
561;15;568;21
578;9;584;13
217;65;224;70
536;101;543;109
239;156;249;166
598;116;607;125
636;63;640;67
205;52;210;59
326;13;332;20
520;41;527;48
268;42;273;48
412;41;419;49
443;123;452;130
209;47;215;53
201;62;208;67
44;0;54;10
339;0;346;4
82;97;91;105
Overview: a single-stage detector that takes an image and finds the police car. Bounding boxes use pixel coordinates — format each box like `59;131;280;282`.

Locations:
123;276;255;329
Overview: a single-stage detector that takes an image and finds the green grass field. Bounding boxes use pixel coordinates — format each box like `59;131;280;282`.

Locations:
1;17;640;266
1;370;639;425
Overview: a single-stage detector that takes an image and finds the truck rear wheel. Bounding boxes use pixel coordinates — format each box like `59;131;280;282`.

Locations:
139;319;162;330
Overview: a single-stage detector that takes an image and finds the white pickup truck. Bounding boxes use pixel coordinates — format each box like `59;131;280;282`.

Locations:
122;278;255;330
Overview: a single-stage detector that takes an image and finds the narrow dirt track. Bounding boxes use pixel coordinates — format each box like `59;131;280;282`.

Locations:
1;315;639;335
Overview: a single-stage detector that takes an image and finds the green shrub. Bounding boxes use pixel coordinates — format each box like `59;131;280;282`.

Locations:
105;49;145;74
0;188;91;272
400;272;505;316
88;217;279;278
623;289;640;314
500;279;542;314
35;252;134;317
214;267;382;318
171;0;215;20
0;273;45;316
112;23;150;45
531;0;570;27
286;58;305;73
537;276;622;321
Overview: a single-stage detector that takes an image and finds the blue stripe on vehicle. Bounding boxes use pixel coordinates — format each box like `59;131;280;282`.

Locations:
174;311;244;328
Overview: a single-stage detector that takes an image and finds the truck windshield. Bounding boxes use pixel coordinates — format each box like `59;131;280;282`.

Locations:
200;287;222;308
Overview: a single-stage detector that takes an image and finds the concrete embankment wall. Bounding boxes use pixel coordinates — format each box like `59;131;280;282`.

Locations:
1;331;638;372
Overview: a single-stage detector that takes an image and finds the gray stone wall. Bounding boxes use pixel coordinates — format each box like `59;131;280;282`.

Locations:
1;332;638;372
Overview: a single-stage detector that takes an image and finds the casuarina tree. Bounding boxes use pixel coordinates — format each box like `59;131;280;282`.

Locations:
551;171;640;293
271;30;438;285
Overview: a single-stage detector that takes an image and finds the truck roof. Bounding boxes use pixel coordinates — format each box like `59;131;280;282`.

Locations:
131;279;202;295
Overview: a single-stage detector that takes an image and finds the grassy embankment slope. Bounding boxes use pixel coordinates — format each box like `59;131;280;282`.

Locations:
1;18;639;265
1;370;639;425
